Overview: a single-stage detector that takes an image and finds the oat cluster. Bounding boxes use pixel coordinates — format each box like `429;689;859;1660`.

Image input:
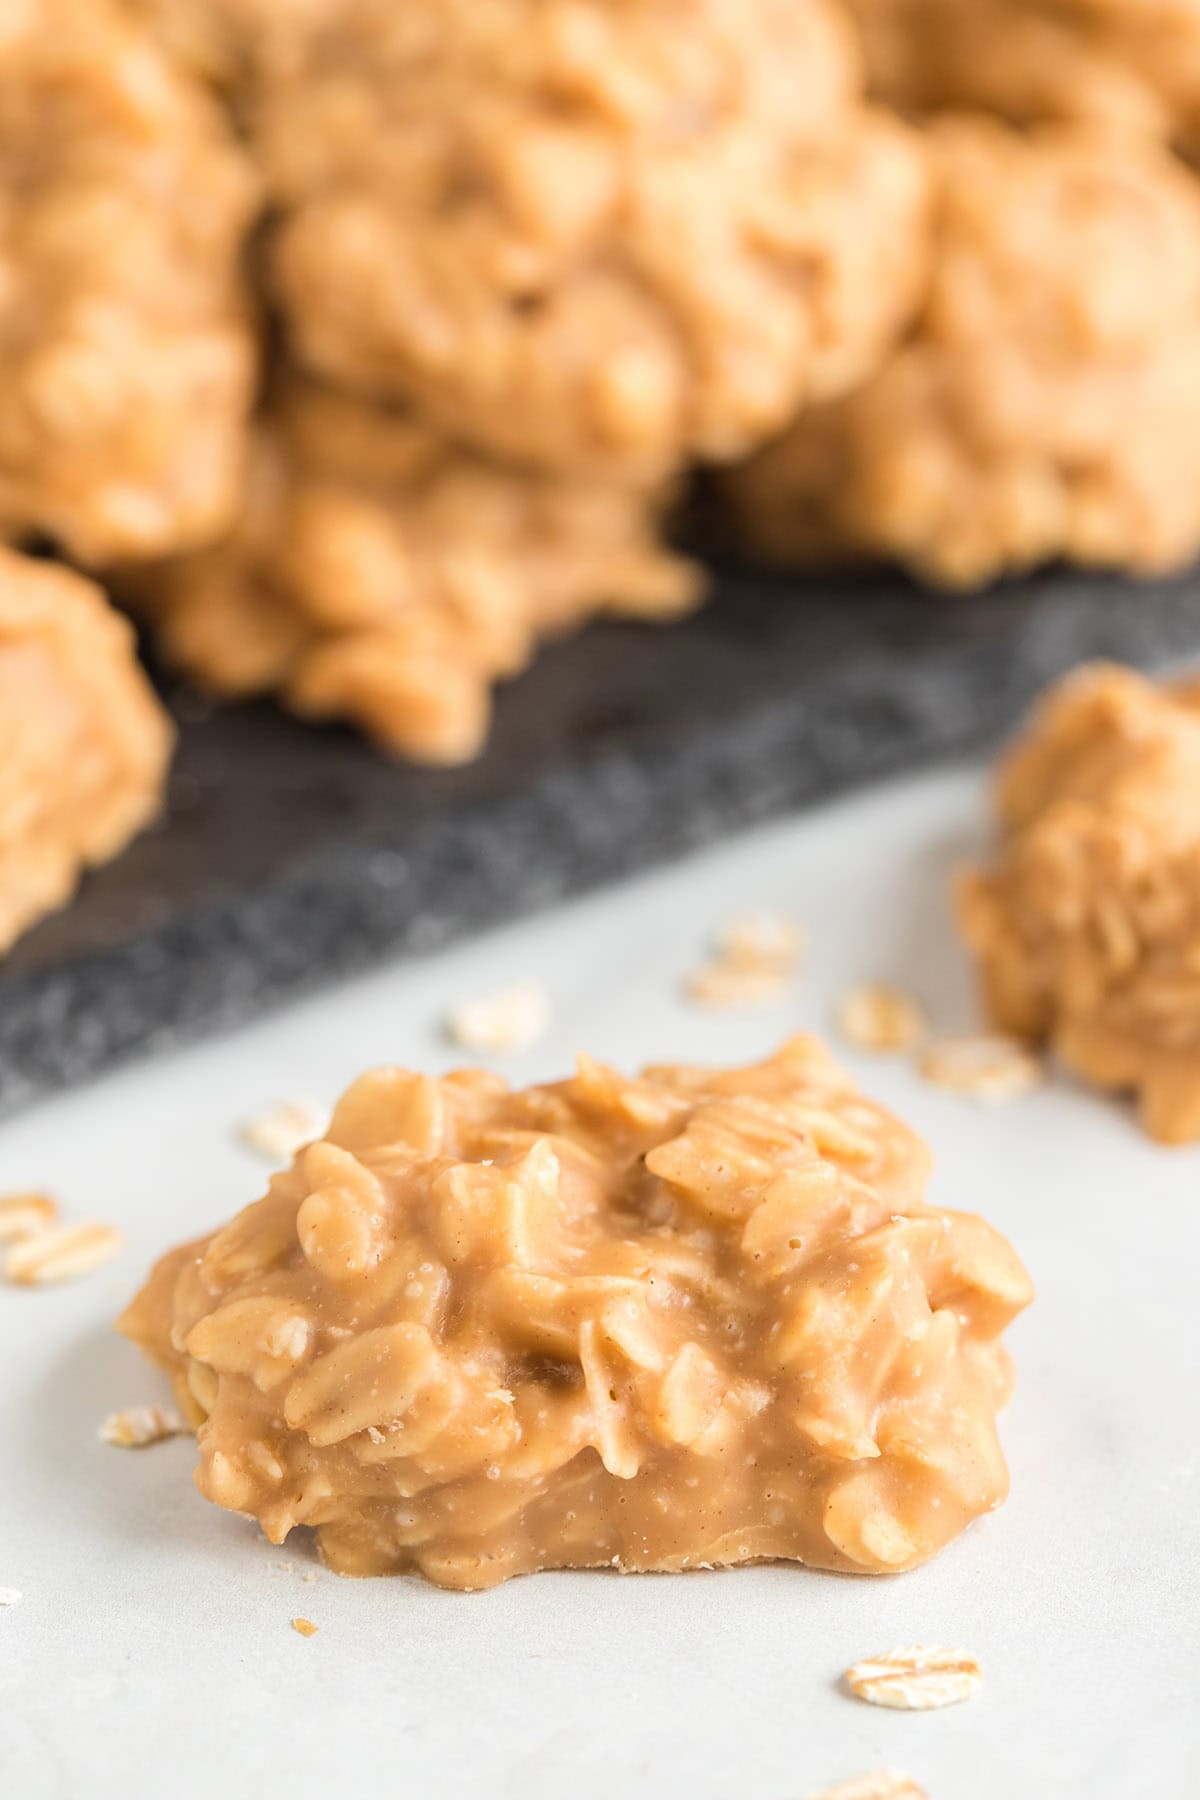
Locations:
0;549;172;954
958;662;1200;1142
730;118;1200;589
120;1035;1032;1589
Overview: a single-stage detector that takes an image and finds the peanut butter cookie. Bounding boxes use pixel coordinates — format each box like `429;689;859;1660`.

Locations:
120;1035;1033;1588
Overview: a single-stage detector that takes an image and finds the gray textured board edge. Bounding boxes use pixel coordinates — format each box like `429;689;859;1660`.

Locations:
2;570;1199;1115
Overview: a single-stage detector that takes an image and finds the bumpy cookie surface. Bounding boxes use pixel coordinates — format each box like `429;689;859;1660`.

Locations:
125;370;700;764
120;1036;1032;1589
849;0;1200;155
0;0;258;563
0;548;173;953
729;119;1200;588
255;0;927;477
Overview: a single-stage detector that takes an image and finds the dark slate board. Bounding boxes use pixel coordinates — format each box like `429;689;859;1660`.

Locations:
3;560;1199;1113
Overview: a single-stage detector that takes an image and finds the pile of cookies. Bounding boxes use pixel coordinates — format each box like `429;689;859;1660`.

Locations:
6;0;1200;947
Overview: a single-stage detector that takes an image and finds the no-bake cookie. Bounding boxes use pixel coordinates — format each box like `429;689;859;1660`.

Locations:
728;119;1200;589
959;663;1200;1142
119;1035;1033;1589
0;0;258;563
848;0;1200;157
255;0;929;478
125;371;701;764
0;548;172;954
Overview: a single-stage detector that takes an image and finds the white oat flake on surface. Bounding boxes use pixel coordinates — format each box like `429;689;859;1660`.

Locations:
918;1033;1042;1101
444;983;550;1055
238;1099;329;1163
0;1588;22;1608
4;1222;123;1287
715;910;806;972
684;908;804;1008
99;1405;187;1448
836;982;927;1053
844;1644;983;1711
805;1772;928;1800
0;1191;60;1244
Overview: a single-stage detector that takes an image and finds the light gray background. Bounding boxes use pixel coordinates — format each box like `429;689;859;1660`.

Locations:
2;764;1196;1798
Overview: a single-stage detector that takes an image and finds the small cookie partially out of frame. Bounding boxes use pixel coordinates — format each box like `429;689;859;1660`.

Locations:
119;1035;1032;1590
959;662;1200;1142
0;549;172;954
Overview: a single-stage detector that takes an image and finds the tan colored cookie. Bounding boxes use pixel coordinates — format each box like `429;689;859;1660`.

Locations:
0;549;173;953
119;1035;1032;1588
848;0;1200;155
729;119;1200;588
959;663;1200;1142
255;0;928;477
0;0;259;563
125;371;701;765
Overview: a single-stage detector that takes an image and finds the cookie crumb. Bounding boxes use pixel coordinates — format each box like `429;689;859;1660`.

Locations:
844;1644;982;1710
0;1588;22;1608
291;1617;319;1638
445;983;550;1054
239;1100;328;1164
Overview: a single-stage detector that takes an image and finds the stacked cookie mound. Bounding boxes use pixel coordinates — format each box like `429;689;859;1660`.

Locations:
126;0;927;762
8;0;1200;944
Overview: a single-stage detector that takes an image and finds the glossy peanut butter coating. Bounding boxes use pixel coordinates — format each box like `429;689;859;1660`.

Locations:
120;1037;1032;1589
960;663;1200;1142
0;548;172;953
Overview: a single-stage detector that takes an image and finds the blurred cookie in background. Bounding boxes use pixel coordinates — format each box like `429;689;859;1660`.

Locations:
0;547;172;953
253;0;928;480
0;0;260;565
121;370;702;765
726;119;1200;589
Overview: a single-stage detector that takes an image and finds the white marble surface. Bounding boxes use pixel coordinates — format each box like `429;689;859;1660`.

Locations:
2;763;1197;1799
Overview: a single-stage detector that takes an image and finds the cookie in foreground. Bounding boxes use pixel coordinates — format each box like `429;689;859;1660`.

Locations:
119;1036;1032;1589
959;661;1200;1143
0;549;173;954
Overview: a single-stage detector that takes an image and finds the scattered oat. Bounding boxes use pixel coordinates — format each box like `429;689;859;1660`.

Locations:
0;1588;22;1607
291;1617;319;1638
684;909;804;1008
239;1099;328;1164
844;1645;982;1711
805;1773;928;1800
99;1404;186;1448
444;983;550;1055
837;984;926;1054
716;910;805;973
918;1034;1042;1101
684;960;793;1008
0;1192;59;1244
4;1223;123;1287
